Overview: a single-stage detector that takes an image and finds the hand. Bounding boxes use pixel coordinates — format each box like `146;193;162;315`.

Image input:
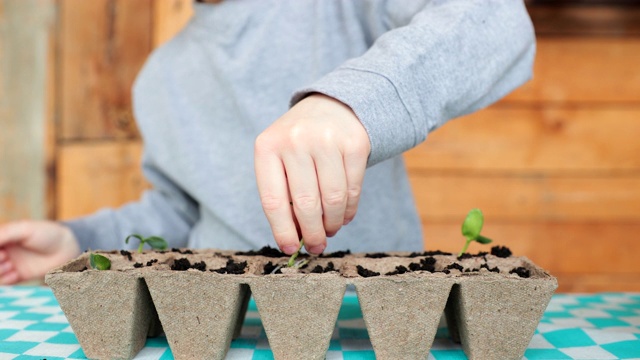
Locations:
0;220;80;284
254;94;370;255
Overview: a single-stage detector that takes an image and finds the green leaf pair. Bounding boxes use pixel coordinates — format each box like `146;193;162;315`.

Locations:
459;208;493;257
125;234;168;253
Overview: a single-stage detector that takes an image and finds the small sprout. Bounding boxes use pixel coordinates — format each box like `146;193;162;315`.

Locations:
287;239;304;269
458;209;493;257
125;234;168;253
89;253;111;270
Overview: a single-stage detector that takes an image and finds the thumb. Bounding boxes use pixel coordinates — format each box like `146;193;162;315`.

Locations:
0;221;31;247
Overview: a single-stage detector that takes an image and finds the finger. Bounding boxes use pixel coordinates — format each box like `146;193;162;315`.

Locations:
0;260;14;276
254;149;300;255
314;148;347;238
0;270;20;285
343;150;367;225
0;221;30;246
283;153;326;254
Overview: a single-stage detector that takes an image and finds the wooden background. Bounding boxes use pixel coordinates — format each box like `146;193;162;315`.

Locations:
1;0;638;292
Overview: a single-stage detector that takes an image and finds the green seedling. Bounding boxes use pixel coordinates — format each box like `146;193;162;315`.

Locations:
459;208;493;257
125;234;168;253
287;238;309;269
89;253;111;270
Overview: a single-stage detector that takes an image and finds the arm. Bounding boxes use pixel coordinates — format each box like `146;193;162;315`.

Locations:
292;0;535;166
65;154;200;252
256;0;534;253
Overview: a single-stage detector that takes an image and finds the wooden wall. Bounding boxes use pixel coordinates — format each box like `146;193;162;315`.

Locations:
7;0;639;292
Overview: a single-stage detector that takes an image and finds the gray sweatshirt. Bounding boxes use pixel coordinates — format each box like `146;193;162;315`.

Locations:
67;0;535;253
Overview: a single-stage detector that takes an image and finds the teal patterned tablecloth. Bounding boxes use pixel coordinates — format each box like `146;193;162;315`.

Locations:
0;286;639;359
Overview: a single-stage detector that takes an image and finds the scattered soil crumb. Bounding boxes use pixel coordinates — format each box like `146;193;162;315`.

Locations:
171;258;207;271
357;265;380;277
480;263;500;273
236;246;286;258
319;250;351;258
457;253;473;260
385;265;409;276
491;246;512;258
408;256;436;273
211;259;247;274
133;263;143;268
146;259;158;267
408;250;452;257
263;261;282;275
446;263;464;271
79;266;87;272
171;248;194;255
365;252;389;258
120;250;132;261
311;262;336;273
510;267;530;278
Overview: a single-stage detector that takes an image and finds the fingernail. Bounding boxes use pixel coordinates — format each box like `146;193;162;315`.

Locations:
308;244;326;255
282;245;298;255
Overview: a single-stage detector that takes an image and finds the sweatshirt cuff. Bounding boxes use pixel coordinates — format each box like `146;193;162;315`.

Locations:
291;68;418;167
62;210;120;252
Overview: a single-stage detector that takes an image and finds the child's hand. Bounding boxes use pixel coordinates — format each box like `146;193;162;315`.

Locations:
255;94;370;255
0;220;80;284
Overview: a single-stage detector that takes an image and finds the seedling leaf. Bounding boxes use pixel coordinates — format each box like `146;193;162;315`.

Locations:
125;234;168;253
90;253;111;270
461;208;483;240
145;236;168;250
475;235;493;244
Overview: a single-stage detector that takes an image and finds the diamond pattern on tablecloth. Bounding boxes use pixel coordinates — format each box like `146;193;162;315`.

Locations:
559;345;618;360
4;330;57;342
2;287;640;359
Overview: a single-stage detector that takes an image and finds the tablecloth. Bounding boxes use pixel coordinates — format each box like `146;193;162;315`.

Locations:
0;286;639;359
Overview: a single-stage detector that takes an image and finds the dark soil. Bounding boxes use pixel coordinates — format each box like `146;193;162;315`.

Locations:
211;259;247;274
310;261;336;274
480;263;500;273
408;257;436;273
319;250;351;258
446;263;464;271
385;265;409;276
408;250;453;257
171;258;205;271
120;250;132;261
365;252;389;258
79;266;87;272
263;261;282;275
491;246;512;258
133;262;143;268
171;248;194;255
236;246;287;258
509;267;530;278
356;265;380;278
146;259;158;267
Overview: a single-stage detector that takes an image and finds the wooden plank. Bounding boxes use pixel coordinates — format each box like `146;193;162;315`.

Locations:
56;141;149;220
504;38;640;103
152;0;193;47
527;3;640;36
59;0;152;141
405;105;640;173
408;175;640;222
549;273;640;293
0;0;54;221
421;221;640;292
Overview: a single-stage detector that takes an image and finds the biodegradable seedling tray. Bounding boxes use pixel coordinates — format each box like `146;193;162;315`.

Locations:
45;247;557;360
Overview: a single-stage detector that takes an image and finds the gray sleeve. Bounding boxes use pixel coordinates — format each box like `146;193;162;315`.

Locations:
64;156;200;252
291;0;535;166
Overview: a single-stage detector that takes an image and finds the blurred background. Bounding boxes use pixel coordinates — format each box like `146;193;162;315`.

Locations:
1;0;639;292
